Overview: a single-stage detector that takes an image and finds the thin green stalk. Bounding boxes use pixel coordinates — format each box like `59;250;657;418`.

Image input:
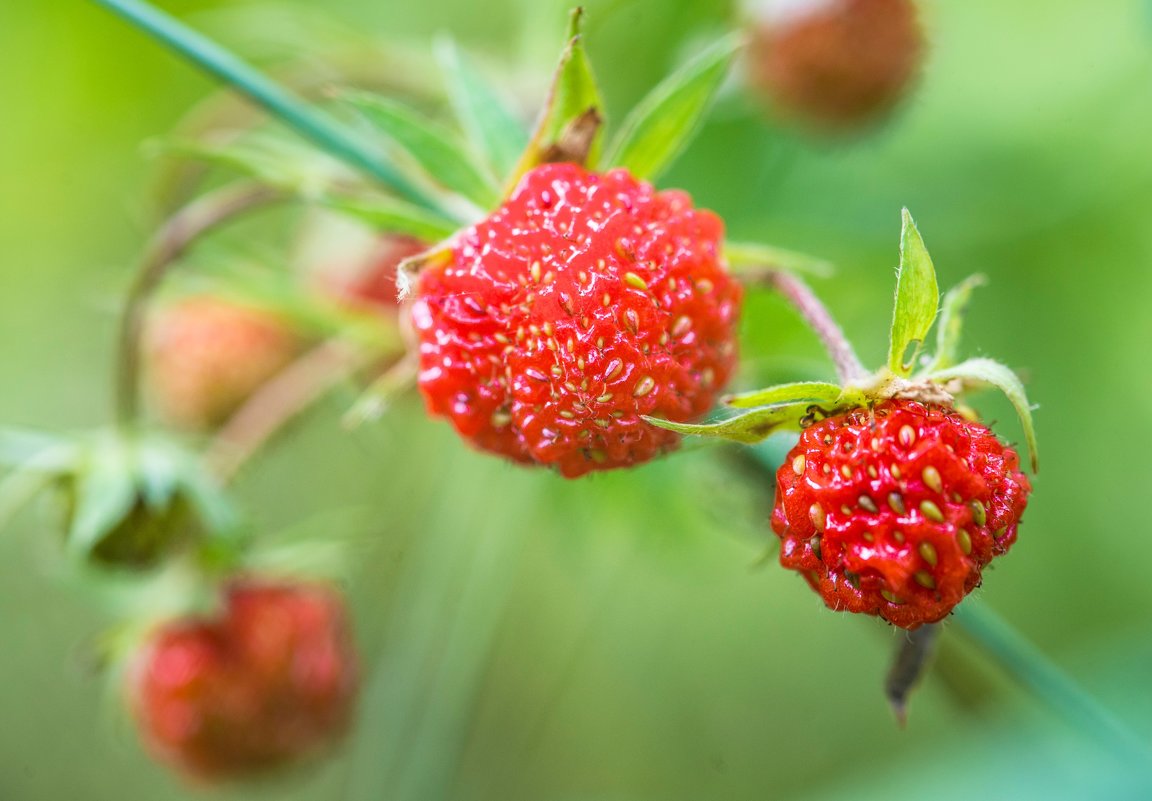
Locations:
91;0;442;213
952;600;1150;761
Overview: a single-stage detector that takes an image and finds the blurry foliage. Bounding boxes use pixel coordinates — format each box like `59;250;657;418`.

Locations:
2;0;1152;800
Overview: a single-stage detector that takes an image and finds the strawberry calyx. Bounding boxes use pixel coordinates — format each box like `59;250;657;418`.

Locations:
647;209;1038;473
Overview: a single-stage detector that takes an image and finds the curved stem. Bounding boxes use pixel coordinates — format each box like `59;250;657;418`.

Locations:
764;270;868;384
205;340;378;484
952;600;1150;761
114;182;285;425
91;0;444;214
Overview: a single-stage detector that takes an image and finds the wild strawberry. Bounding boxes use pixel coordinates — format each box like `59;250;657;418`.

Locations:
649;211;1038;629
146;297;304;430
772;399;1031;628
130;580;358;782
746;0;925;132
410;163;742;478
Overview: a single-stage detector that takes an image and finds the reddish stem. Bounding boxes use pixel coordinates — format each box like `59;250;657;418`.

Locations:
766;271;868;384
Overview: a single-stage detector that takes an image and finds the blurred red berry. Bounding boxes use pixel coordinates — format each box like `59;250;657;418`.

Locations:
130;580;358;781
146;297;303;430
772;399;1030;628
747;0;926;132
335;236;428;312
411;163;742;478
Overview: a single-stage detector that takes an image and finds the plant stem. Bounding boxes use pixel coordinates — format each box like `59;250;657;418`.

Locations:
951;600;1150;761
764;270;868;384
91;0;440;212
115;182;285;426
206;340;378;484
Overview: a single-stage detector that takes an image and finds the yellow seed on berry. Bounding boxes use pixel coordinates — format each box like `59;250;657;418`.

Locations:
792;454;806;475
922;466;943;494
918;542;938;567
957;529;973;555
888;492;906;515
809;503;826;532
914;571;936;589
969;499;987;527
920;500;944;522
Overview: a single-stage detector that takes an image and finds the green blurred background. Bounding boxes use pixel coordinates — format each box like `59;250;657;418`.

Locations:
3;0;1152;799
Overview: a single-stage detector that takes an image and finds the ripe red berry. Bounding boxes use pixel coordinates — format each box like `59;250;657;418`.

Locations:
130;581;358;781
146;297;303;429
771;399;1031;628
746;0;925;132
410;163;742;477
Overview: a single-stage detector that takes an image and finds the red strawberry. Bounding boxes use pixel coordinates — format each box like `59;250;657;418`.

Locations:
772;398;1030;629
146;297;303;430
747;0;925;132
410;163;742;478
130;580;358;781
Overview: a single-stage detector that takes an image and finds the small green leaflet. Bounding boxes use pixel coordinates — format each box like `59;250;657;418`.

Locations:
341;92;501;209
724;241;833;278
320;195;459;243
723;381;843;409
67;438;138;556
924;274;985;373
510;8;605;182
435;37;529;181
928;358;1039;472
604;33;742;181
643;401;812;445
888;209;939;377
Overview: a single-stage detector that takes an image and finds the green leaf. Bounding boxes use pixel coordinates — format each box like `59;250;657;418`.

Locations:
724;241;833;278
723;381;844;409
509;8;606;182
341;92;501;209
888;208;940;377
928;358;1039;472
320;195;459;242
435;37;528;180
924;274;986;373
643;402;812;445
68;441;137;556
604;33;742;181
0;428;70;467
157;136;349;197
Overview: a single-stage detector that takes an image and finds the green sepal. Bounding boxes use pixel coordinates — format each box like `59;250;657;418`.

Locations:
924;274;986;373
723;381;843;409
66;436;138;556
508;8;606;185
928;358;1039;472
888;209;939;377
435;37;529;180
340;91;501;209
724;241;833;278
319;194;460;243
604;33;742;181
643;401;812;445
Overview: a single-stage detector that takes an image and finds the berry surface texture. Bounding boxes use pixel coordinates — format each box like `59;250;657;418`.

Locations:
131;582;358;781
411;163;742;477
772;399;1031;628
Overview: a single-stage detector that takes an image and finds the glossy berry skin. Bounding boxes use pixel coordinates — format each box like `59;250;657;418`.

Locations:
147;298;302;430
747;0;925;132
411;163;742;478
772;399;1031;629
131;581;358;782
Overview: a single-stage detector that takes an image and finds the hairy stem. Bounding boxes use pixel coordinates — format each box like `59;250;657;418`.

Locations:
765;270;868;384
114;182;285;425
91;0;441;212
